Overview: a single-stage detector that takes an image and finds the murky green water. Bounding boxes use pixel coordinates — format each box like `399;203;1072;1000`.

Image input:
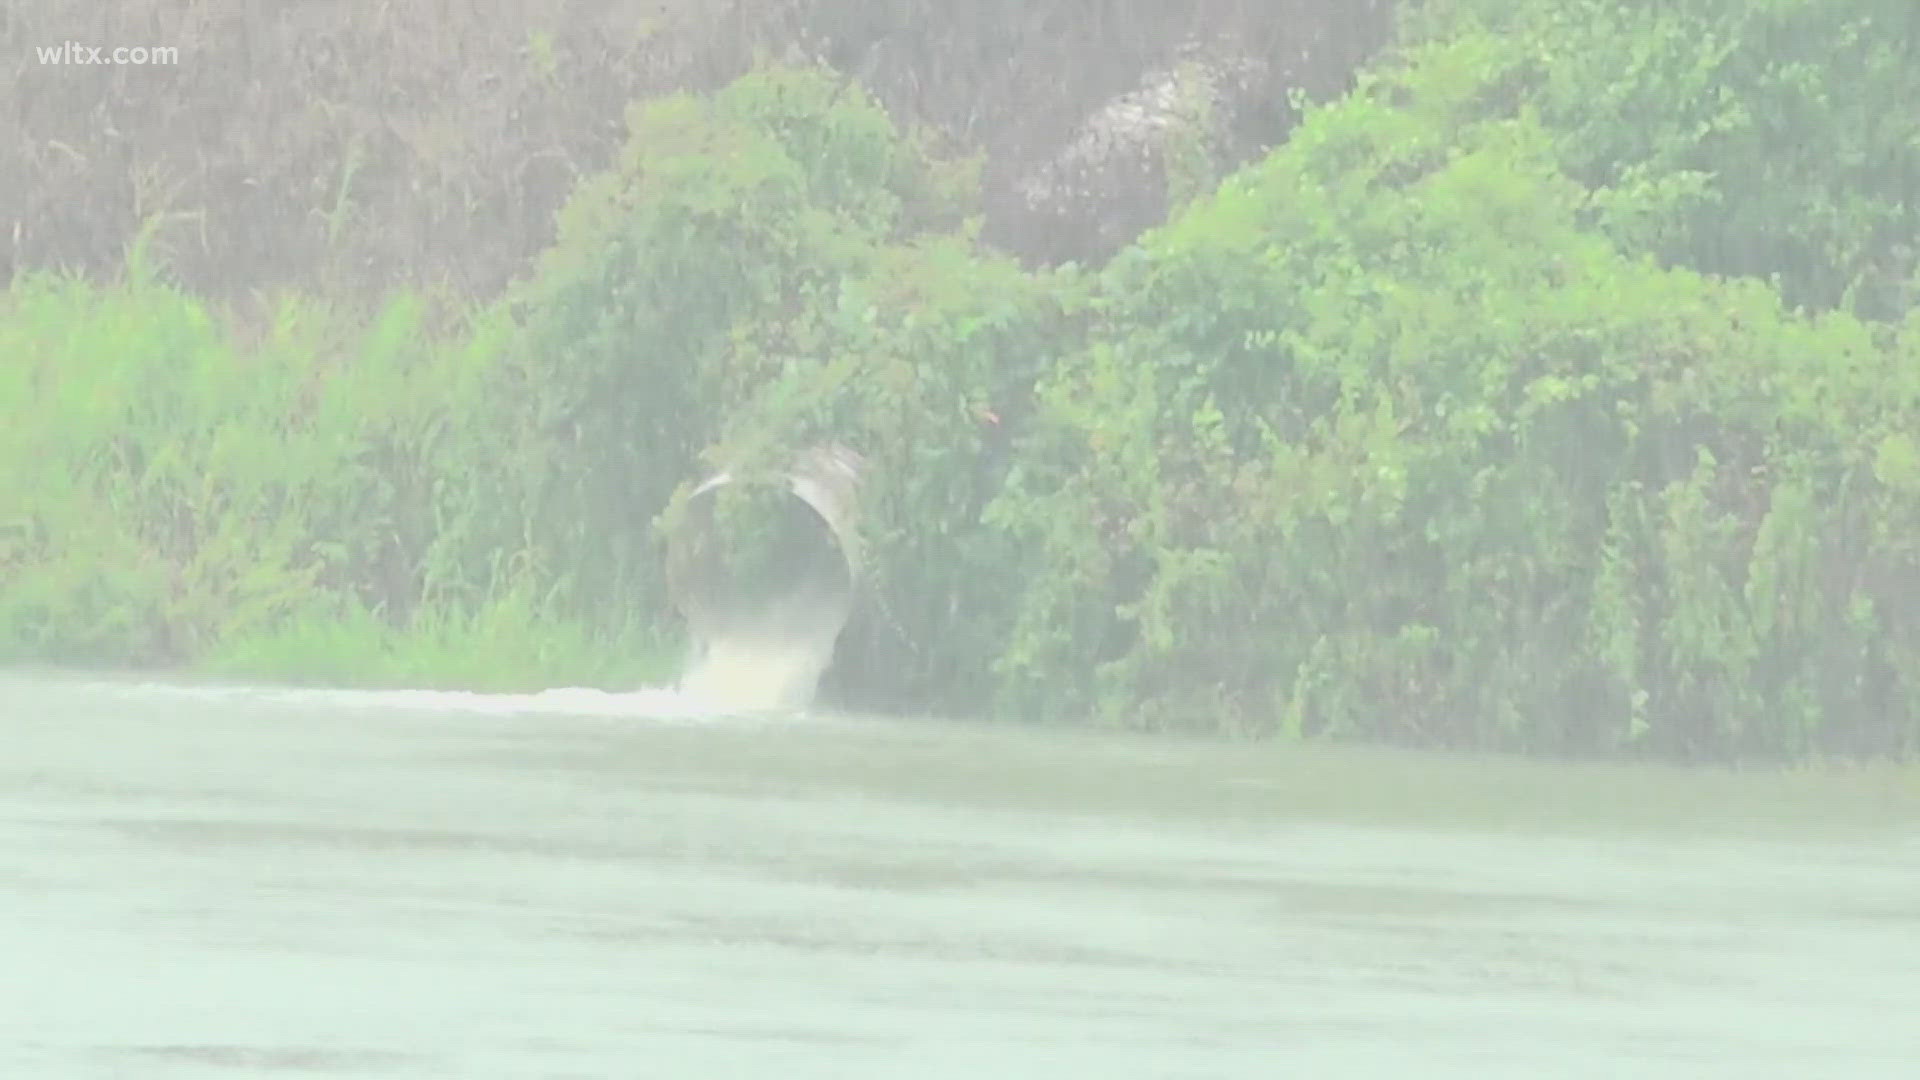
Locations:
4;671;1917;1078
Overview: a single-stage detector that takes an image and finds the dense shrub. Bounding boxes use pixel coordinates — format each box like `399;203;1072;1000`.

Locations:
986;63;1920;758
699;235;1083;714
521;64;1080;712
511;66;981;630
1400;0;1920;319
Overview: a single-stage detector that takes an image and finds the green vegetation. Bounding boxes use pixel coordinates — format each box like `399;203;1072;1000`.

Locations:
5;1;1918;759
1402;0;1920;319
0;263;672;690
992;69;1920;758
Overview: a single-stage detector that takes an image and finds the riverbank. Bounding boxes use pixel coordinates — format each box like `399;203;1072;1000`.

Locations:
191;605;678;694
7;4;1920;761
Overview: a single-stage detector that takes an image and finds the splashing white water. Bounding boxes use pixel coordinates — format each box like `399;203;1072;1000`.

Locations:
675;586;846;713
91;680;706;718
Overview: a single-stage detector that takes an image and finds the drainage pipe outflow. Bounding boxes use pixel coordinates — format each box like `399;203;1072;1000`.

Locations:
664;444;867;706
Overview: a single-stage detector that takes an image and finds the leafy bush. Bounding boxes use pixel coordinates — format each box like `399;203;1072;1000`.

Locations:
700;234;1083;715
986;63;1920;758
512;65;977;629
1400;0;1920;320
513;63;1089;714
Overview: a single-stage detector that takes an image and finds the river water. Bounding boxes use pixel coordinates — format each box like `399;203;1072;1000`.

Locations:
3;670;1917;1078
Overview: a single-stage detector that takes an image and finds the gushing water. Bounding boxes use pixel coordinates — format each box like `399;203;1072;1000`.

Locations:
674;576;850;713
665;450;864;715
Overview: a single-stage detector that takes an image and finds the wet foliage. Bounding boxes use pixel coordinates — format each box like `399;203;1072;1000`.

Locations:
5;2;1918;758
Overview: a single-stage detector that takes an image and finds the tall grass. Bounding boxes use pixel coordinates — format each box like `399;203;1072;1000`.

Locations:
0;266;676;689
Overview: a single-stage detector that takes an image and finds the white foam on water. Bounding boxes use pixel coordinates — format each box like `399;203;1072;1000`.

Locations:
675;623;838;714
674;564;850;715
90;680;717;719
